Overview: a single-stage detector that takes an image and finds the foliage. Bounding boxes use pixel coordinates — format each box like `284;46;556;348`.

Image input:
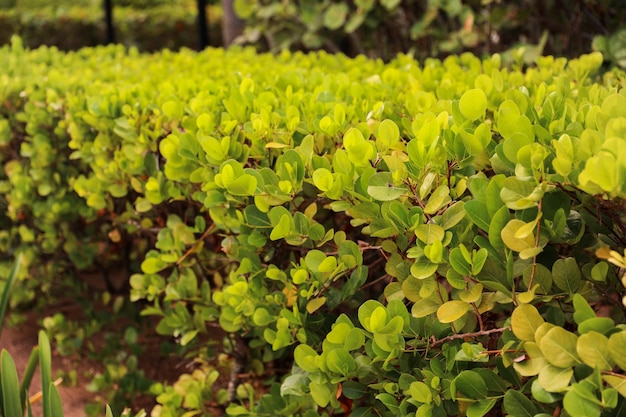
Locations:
232;0;626;61
0;253;64;417
2;36;626;416
594;26;626;69
0;4;222;51
0;254;145;417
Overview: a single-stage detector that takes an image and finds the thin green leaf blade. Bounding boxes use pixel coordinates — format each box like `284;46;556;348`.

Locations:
1;350;22;417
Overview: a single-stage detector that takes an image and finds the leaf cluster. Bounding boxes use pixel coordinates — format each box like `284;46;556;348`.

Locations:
2;37;626;416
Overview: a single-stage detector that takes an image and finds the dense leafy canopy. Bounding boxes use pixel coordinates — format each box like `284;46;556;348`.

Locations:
1;36;626;416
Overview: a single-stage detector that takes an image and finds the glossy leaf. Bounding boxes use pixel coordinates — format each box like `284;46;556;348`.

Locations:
577;331;614;370
454;370;487;399
437;300;469;323
503;390;541;417
511;304;545;342
539;327;581;368
459;89;488;121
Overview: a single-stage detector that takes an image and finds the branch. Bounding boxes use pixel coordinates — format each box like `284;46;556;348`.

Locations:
176;222;216;266
430;327;509;348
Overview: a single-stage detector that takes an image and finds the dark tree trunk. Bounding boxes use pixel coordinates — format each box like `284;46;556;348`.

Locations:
221;0;245;47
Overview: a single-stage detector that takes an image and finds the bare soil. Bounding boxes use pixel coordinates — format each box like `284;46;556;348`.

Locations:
0;312;95;417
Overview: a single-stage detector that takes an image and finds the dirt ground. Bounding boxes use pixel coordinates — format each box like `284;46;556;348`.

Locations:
0;317;95;417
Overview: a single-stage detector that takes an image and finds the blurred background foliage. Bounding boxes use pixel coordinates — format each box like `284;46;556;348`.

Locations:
0;0;625;66
233;0;626;65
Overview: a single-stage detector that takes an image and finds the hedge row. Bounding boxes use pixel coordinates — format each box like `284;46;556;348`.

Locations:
0;5;222;51
2;37;626;416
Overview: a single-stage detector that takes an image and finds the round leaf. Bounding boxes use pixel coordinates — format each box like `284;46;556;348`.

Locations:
459;88;488;121
437;300;469;324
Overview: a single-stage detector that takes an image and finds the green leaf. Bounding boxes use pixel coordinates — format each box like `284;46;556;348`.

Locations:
531;379;560;404
464;200;490;231
467;398;497;417
369;306;388;333
415;224;445;244
590;261;609;282
603;375;626;398
226;174;258;196
49;384;63;417
609;331;626;371
39;331;52;417
409;381;433;404
0;252;22;338
449;248;471;276
441;201;466;230
294;344;319;373
500;177;539;210
552;257;581;293
411;297;441;318
1;350;22;417
141;257;168;274
327;348;357;376
578;317;614;335
539;327;581;368
522;263;552;294
503;390;540;417
459;89;488;121
537;364;573;392
306;297;326;314
424;185;451;214
454;370;487;399
377;119;400;150
437;300;468;324
376;393;399;413
270;213;292;241
367;172;407;201
344;127;375;167
323;3;349;30
573;294;596;324
563;383;602;417
310;381;332;407
253;308;274;327
313;168;334;192
20;347;39;410
577;331;614;370
410;260;438;279
514;342;547;376
358;300;384;331
501;219;536;253
342;381;368;400
511;304;545;342
488;205;509;250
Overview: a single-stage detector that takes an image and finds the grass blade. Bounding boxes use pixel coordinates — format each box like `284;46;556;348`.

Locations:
19;346;40;410
1;349;23;417
0;252;23;338
48;383;63;417
38;331;52;417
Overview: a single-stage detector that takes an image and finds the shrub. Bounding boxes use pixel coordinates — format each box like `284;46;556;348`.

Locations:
0;4;222;51
233;0;626;61
2;36;626;416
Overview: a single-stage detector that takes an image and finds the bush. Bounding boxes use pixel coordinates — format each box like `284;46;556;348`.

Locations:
233;0;626;61
0;4;222;51
2;37;626;416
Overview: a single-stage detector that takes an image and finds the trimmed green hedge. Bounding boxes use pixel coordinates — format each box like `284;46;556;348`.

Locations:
2;37;626;416
0;5;222;51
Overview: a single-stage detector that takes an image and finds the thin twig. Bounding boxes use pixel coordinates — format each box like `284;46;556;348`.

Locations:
528;199;543;290
430;327;509;348
176;222;216;266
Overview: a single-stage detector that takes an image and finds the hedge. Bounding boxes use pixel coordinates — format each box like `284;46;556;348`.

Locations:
0;4;222;51
2;36;626;416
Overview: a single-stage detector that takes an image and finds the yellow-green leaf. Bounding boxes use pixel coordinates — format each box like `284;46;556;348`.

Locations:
437;300;469;323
